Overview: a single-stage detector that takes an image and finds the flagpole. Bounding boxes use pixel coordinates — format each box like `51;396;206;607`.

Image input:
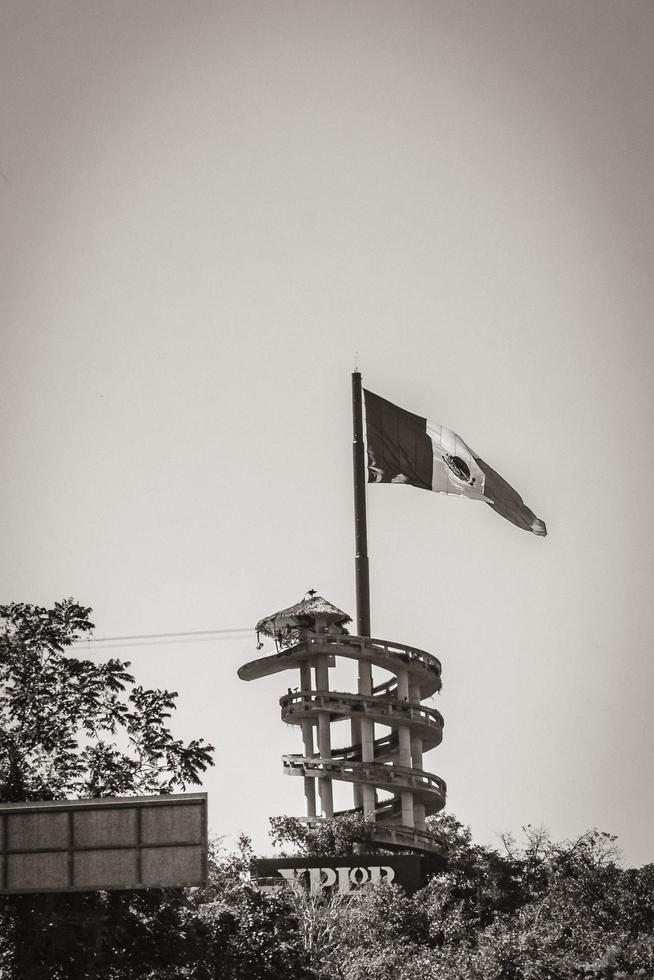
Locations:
352;371;376;821
352;371;371;637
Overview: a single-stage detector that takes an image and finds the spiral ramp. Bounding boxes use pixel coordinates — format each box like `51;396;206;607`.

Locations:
239;616;447;857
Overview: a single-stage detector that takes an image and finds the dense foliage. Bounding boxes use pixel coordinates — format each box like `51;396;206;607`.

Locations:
0;600;214;802
0;838;316;980
267;814;654;980
7;815;652;980
269;812;373;856
1;600;653;979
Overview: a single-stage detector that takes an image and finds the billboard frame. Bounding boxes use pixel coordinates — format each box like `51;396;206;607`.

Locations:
0;792;208;895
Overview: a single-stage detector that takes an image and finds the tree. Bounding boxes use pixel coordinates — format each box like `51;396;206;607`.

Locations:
0;599;215;980
190;837;317;980
268;813;374;857
0;599;214;803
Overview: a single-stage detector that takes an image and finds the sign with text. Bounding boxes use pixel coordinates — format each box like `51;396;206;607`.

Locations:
251;853;425;895
0;793;207;894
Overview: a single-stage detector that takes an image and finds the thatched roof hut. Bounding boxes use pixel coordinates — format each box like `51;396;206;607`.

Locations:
256;595;351;646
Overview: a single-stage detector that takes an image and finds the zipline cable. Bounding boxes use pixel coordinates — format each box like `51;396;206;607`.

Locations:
72;626;254;647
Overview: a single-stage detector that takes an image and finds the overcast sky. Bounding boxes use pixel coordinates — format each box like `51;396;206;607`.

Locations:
2;0;653;867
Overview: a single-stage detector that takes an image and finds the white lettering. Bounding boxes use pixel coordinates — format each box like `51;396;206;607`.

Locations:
320;867;337;891
369;865;395;885
349;866;370;886
308;867;322;894
336;867;354;893
278;868;305;883
272;863;397;893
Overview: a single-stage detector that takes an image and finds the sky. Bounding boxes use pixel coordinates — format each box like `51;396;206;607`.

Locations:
2;0;653;867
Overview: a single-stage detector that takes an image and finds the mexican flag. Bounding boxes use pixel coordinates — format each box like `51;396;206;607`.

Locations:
363;388;547;537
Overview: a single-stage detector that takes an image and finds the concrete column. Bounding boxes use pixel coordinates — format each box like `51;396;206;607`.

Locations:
350;715;363;809
409;680;426;831
397;670;414;828
315;662;333;818
358;659;376;818
299;662;316;818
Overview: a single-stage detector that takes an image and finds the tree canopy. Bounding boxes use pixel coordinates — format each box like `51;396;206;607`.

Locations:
266;813;654;980
0;599;214;803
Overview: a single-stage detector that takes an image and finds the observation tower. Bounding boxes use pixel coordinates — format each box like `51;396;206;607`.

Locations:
238;594;446;856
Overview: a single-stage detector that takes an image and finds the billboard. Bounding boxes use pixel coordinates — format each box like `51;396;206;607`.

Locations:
251;853;426;895
0;793;207;894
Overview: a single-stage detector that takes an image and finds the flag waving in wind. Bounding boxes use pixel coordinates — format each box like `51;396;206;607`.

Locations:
363;389;547;536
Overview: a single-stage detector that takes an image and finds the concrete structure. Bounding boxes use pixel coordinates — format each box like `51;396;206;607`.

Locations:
238;596;446;856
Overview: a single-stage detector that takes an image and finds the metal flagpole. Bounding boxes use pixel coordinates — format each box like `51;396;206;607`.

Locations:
352;371;376;819
351;371;371;637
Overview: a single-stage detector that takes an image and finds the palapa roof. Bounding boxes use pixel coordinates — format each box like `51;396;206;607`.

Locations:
256;595;352;638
